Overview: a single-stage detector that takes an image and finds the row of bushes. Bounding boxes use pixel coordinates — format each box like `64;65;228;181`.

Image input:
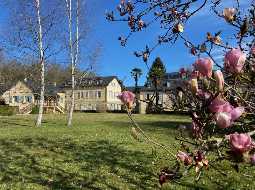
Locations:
0;105;18;116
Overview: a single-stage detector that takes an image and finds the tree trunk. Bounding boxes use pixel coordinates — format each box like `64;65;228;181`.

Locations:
66;0;78;127
67;72;75;127
35;0;45;127
155;78;159;106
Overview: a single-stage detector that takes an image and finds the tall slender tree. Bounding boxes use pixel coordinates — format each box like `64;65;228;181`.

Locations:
34;0;45;127
131;68;142;94
148;57;166;106
66;0;80;127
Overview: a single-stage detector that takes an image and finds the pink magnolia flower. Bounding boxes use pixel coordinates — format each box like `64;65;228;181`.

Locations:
224;48;246;74
229;133;252;154
215;107;244;128
209;97;233;113
117;91;135;109
230;107;245;121
215;112;232;128
223;8;236;22
177;151;192;166
214;70;224;91
194;58;213;78
250;154;255;165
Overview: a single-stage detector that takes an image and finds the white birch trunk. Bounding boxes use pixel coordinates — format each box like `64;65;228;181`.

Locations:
35;0;45;127
66;0;75;127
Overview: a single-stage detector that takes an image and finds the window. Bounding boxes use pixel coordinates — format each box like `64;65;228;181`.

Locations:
77;92;81;99
146;94;150;100
20;96;25;103
85;91;89;98
81;92;84;98
96;91;101;98
108;91;113;98
26;96;32;103
167;82;171;88
14;96;19;103
89;91;94;98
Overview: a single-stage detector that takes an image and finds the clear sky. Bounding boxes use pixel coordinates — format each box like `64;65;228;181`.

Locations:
0;0;252;86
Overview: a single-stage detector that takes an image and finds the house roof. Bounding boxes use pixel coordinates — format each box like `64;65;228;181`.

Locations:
0;82;13;95
0;80;62;97
62;76;121;89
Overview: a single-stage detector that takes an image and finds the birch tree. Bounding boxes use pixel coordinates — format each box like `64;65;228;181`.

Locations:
2;0;65;127
34;0;45;127
66;0;80;127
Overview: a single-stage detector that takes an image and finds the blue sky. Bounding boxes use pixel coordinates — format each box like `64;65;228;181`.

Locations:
0;0;252;86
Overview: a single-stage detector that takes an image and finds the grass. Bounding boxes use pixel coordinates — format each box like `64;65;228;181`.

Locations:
0;113;254;190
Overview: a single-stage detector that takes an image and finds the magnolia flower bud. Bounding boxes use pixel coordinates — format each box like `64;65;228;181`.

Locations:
138;19;145;30
190;78;198;94
117;91;135;110
177;151;192;166
130;127;139;140
223;8;236;22
214;70;224;91
173;23;184;33
213;35;221;45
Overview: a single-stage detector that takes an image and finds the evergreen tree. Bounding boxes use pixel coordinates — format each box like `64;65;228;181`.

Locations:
148;57;166;106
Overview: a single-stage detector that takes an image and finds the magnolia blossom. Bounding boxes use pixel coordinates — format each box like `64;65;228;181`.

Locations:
117;91;135;109
224;49;246;74
177;151;192;166
215;107;244;128
194;58;213;78
209;97;233;113
210;97;244;128
229;133;252;154
230;107;245;121
214;70;224;91
223;8;236;22
250;154;255;165
215;112;232;128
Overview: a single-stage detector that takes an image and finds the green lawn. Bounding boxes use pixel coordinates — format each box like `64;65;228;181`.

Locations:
0;113;254;190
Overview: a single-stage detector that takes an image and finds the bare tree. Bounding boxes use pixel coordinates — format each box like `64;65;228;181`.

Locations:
2;0;66;127
34;0;45;127
66;0;81;127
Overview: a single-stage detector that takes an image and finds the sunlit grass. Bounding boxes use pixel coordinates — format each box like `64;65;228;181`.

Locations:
0;113;253;189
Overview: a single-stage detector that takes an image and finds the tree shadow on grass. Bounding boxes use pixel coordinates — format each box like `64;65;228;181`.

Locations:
1;120;33;127
0;137;159;189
